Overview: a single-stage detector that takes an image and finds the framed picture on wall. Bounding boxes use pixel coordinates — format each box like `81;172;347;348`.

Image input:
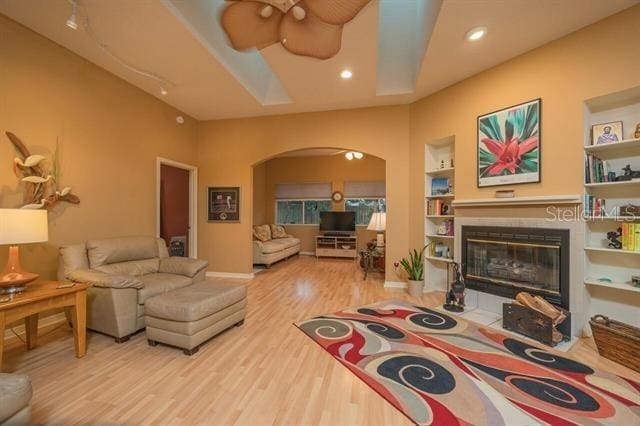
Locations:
208;187;240;222
477;98;541;187
591;121;623;145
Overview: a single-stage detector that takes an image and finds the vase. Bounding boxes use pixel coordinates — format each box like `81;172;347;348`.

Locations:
407;279;424;297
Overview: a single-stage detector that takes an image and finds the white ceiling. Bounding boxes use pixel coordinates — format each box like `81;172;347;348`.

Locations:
1;0;637;120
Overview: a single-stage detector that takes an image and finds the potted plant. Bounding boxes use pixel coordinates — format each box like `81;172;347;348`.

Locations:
395;243;432;297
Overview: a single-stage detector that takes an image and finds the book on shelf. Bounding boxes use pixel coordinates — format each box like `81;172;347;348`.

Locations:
435;219;454;236
584;195;606;217
431;177;451;196
585;154;616;183
621;223;640;252
426;199;451;216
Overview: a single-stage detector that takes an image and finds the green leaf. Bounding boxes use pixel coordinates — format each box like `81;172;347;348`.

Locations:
479;115;503;141
521;103;539;140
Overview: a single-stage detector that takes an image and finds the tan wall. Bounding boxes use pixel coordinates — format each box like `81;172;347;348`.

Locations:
197;106;410;278
251;161;267;225
254;154;385;252
0;15;198;280
409;6;640;249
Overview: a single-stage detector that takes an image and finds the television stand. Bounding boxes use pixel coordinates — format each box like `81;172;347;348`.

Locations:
323;231;352;237
315;235;358;259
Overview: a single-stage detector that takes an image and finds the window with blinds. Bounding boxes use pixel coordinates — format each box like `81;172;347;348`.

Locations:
344;181;386;225
275;182;332;225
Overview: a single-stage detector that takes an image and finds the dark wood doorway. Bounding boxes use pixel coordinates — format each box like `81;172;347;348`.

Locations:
160;164;191;257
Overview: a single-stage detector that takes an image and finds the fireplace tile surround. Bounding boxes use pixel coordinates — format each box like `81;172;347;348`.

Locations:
454;215;586;337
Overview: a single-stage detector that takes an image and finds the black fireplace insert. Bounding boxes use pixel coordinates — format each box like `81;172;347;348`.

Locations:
461;226;569;309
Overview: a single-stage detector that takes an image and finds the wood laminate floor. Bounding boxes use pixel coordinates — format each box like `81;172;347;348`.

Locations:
3;255;639;425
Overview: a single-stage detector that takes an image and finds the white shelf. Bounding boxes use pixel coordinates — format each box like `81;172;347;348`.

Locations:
425;215;455;219
425;234;454;239
585;278;640;293
585;179;640;188
426;167;454;175
584;246;640;255
585;216;640;221
425;255;454;263
453;194;581;207
584;138;640;153
426;194;455;199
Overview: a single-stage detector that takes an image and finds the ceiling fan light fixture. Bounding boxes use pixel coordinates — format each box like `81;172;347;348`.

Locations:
260;5;273;18
465;26;487;42
340;69;353;79
66;1;78;30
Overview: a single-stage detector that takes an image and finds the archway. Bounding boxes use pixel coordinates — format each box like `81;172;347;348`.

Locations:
250;147;387;274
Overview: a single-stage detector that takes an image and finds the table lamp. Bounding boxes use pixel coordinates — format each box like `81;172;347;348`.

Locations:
0;209;48;294
367;212;386;248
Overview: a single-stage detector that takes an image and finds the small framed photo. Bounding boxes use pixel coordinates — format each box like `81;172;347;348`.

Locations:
591;121;623;145
208;187;240;222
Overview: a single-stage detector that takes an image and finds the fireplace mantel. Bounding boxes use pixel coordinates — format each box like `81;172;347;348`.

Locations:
452;194;581;207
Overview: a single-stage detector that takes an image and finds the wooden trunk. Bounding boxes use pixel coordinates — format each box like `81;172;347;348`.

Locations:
502;303;571;347
590;315;640;373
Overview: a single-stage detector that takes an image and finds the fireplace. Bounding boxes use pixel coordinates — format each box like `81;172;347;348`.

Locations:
461;226;570;309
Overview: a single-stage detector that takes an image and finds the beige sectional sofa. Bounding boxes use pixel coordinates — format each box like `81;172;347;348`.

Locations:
0;373;32;425
252;234;301;267
59;236;209;342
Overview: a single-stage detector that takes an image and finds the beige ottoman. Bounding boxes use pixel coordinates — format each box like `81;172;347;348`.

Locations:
145;281;247;355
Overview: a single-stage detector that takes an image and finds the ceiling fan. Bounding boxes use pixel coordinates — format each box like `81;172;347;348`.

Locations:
221;0;372;60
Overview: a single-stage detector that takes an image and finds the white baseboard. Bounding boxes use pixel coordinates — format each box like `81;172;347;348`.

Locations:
384;280;407;289
299;251;315;256
206;271;255;280
3;312;67;342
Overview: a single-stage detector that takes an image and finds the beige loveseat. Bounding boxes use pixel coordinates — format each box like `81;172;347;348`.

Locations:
58;236;208;342
253;233;301;268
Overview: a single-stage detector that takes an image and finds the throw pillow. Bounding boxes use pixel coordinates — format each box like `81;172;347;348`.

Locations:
270;224;287;239
253;224;272;242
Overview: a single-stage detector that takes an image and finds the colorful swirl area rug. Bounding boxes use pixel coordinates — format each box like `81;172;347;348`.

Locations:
295;300;640;425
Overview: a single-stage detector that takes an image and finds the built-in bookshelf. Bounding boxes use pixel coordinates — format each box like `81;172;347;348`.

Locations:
583;89;640;327
424;136;455;292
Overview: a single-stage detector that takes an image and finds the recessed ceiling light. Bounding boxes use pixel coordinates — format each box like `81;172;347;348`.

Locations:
465;26;487;41
340;69;353;79
160;87;168;96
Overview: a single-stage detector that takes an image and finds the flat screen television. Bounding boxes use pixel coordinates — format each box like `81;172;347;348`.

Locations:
320;211;356;233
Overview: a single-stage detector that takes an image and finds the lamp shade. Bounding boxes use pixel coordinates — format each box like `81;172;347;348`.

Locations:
367;212;386;232
0;209;48;245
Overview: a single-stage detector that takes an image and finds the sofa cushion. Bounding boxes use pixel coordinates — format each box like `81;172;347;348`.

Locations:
253;225;271;242
87;236;159;268
137;273;193;304
0;373;32;422
145;281;247;322
270;224;287;239
95;258;160;276
67;269;144;289
159;257;208;278
58;243;89;279
260;240;286;254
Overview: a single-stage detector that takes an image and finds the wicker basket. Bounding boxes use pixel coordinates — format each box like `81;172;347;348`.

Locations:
590;315;640;373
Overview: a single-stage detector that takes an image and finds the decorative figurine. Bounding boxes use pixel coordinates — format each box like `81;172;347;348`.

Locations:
635;123;640;139
615;165;640;181
444;262;465;312
607;227;622;249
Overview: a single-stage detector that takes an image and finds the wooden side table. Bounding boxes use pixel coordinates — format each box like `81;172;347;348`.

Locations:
0;281;90;372
360;249;385;279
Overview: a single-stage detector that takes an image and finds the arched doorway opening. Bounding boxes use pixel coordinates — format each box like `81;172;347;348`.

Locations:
250;148;386;273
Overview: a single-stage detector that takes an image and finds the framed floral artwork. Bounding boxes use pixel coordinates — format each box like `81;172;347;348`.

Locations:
477;98;541;187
